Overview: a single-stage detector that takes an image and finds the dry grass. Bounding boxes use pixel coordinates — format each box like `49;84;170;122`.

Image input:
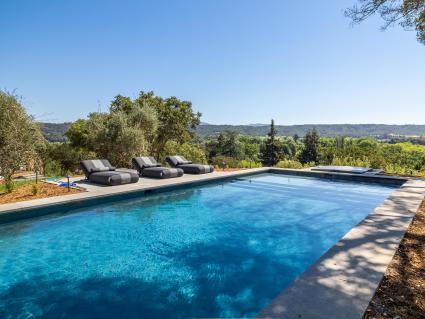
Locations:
364;200;425;318
0;182;82;204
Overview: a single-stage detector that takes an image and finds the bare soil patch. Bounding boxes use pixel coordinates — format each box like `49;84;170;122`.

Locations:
364;200;425;318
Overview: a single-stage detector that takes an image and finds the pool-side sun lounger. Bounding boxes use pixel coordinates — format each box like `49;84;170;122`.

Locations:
132;156;184;179
166;155;214;174
80;159;139;186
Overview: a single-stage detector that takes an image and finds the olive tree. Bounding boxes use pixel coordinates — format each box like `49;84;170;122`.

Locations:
66;102;158;167
0;91;45;187
346;0;425;44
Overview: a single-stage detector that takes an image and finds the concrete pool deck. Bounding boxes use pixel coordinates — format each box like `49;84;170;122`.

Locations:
0;168;423;319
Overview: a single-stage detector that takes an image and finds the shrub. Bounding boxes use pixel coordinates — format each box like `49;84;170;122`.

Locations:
276;160;307;169
5;179;15;193
162;141;207;164
237;160;262;168
32;183;39;196
44;159;63;177
210;156;239;168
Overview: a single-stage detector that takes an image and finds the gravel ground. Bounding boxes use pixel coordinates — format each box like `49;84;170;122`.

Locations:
364;200;425;318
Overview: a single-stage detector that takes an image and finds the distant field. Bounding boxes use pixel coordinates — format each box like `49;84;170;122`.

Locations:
40;122;425;142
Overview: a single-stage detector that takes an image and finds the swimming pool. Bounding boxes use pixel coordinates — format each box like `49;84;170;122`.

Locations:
0;173;396;318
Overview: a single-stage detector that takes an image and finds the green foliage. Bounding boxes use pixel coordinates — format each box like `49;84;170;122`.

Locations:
206;131;245;160
133;91;201;158
65;91;200;167
31;183;39;196
346;0;425;45
0;90;46;180
43;159;64;177
162;141;207;164
299;129;320;164
4;179;15;193
210;155;240;168
66;101;158;167
238;160;262;168
44;143;95;175
260;120;281;166
276;160;307;169
196;123;425;138
210;156;262;169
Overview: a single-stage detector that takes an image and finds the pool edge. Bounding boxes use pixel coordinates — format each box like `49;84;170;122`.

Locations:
256;177;425;319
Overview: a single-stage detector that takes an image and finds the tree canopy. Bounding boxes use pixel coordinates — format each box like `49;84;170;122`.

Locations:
260;120;281;166
66;91;201;167
0;91;46;180
346;0;425;44
299;129;320;164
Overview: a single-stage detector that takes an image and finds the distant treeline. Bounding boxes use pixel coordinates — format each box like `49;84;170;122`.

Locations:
40;122;425;142
197;124;425;138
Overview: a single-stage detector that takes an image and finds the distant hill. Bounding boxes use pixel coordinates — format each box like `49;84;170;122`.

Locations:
40;122;71;142
40;122;425;142
196;123;425;138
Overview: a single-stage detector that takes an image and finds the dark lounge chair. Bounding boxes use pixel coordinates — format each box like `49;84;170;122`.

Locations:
80;159;139;186
132;156;184;179
166;155;214;174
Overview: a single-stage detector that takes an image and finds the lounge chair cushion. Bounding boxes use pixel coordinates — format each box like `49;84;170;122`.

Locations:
132;157;162;170
166;156;214;174
80;159;139;185
141;167;184;179
166;156;193;167
80;159;115;177
132;157;184;179
177;164;214;174
89;170;139;186
91;167;116;173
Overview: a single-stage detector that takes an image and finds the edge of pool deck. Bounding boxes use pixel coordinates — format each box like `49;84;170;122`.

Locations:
257;173;425;319
1;168;423;319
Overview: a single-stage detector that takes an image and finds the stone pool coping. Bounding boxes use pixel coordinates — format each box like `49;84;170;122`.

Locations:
257;174;425;319
0;167;420;319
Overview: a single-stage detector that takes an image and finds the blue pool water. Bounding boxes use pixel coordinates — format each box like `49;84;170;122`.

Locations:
0;174;396;318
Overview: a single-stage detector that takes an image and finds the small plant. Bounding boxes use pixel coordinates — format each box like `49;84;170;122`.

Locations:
31;183;39;196
5;179;15;193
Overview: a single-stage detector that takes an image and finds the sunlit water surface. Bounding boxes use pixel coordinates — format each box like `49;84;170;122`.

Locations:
0;174;395;318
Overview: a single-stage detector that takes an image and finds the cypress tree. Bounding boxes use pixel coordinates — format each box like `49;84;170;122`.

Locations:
260;119;281;166
299;129;320;164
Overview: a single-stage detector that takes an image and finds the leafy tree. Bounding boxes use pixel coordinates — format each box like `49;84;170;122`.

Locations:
243;143;260;163
281;137;298;159
45;143;95;175
299;129;320;164
346;0;425;44
66;106;158;167
134;91;201;158
260;119;281;166
0;91;46;187
207;131;244;160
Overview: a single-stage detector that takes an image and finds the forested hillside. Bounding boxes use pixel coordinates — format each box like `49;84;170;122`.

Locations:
41;122;425;142
196;124;425;137
40;122;71;142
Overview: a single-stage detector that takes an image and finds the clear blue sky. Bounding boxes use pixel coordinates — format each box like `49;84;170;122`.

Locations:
1;0;424;125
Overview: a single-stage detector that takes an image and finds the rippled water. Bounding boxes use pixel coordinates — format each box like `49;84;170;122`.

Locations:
0;174;395;318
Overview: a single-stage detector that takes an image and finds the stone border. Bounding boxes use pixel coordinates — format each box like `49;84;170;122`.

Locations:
0;168;420;319
257;177;425;319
